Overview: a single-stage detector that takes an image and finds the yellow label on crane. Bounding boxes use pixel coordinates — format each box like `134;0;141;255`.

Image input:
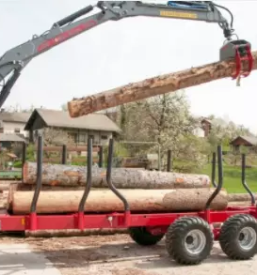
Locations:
160;10;198;19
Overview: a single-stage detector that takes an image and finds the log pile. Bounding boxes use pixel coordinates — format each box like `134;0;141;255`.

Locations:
4;161;231;214
3;161;256;216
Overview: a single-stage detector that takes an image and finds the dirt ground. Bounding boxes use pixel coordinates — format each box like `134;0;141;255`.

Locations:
1;233;257;275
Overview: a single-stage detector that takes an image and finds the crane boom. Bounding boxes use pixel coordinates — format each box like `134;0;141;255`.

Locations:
0;1;253;108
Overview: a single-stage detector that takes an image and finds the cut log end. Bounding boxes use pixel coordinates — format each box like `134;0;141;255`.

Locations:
67;100;81;118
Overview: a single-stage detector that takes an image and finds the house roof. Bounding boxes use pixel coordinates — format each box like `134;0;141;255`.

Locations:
230;135;257;146
0;111;31;123
201;118;212;124
0;133;27;143
24;108;121;133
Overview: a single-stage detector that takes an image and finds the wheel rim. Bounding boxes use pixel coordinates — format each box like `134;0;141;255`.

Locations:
184;229;206;255
238;227;257;250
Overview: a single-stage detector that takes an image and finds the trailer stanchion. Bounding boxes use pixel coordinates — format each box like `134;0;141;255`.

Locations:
106;139;130;226
241;153;255;206
205;145;223;222
61;145;67;164
167;150;172;172
21;142;26;166
211;152;217;188
21;142;27;181
77;137;93;230
98;146;103;168
29;135;43;231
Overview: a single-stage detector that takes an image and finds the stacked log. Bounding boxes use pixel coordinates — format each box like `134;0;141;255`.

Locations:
22;162;210;189
8;186;228;215
2;161;225;214
228;193;257;202
6;161;255;216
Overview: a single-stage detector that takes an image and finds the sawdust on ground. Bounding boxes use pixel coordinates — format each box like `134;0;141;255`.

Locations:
1;234;161;275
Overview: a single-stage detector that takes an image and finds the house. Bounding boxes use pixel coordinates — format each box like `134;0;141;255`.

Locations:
0;111;30;152
24;108;122;145
192;127;205;138
0;110;31;138
230;136;257;151
201;119;212;137
0;133;27;151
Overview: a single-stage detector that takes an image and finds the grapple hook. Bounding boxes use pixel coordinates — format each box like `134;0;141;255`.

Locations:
220;39;253;84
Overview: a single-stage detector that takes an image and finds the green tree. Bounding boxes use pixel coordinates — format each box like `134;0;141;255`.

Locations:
116;91;206;172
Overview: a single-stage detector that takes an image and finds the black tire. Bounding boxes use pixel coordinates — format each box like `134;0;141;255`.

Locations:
165;216;214;265
128;227;164;246
219;214;257;260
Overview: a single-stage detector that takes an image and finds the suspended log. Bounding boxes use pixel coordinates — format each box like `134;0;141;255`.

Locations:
9;188;228;214
67;51;257;117
22;162;210;189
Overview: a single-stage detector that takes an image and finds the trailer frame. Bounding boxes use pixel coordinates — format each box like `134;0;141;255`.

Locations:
1;135;257;265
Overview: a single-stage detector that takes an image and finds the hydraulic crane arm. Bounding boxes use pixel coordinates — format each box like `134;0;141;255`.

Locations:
0;1;253;108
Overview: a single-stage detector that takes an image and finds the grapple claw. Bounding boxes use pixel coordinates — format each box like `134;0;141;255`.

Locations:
220;40;253;81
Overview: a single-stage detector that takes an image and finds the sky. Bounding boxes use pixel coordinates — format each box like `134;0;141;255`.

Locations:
0;0;257;132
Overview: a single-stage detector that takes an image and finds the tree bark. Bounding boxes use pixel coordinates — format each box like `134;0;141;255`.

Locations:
67;51;257;117
9;187;228;214
0;181;20;191
228;193;257;202
23;162;210;189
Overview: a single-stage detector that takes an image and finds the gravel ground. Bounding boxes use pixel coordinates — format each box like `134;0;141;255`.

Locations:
1;233;257;275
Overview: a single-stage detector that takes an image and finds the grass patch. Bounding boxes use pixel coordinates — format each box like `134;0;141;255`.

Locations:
201;163;257;193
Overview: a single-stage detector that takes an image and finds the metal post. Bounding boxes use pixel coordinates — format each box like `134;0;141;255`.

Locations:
167;150;172;172
21;142;26;166
21;142;27;181
61;145;67;164
211;152;217;187
205;145;223;210
98;146;103;167
158;143;161;171
78;137;93;230
30;135;43;230
105;139;129;211
241;154;255;205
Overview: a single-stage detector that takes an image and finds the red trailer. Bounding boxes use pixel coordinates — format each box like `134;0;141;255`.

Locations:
1;135;257;266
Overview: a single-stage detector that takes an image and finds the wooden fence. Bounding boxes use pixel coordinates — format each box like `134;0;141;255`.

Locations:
30;144;104;166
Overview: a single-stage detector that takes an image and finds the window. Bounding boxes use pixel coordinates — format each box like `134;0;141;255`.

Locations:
101;135;108;140
78;133;86;143
68;133;78;143
0;127;4;133
14;128;20;133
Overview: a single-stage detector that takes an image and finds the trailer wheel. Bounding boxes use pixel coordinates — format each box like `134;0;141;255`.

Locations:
219;214;257;260
165;216;214;265
128;227;164;246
